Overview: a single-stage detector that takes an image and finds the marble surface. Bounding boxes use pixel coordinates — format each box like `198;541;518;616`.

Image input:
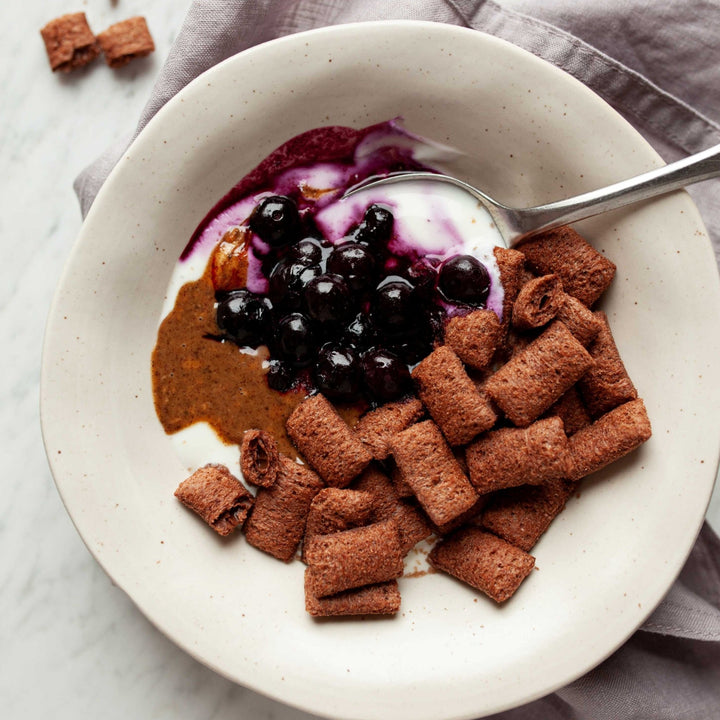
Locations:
1;2;719;720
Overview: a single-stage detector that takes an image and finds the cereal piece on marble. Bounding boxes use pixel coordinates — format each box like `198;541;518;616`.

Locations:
40;13;99;72
97;16;155;68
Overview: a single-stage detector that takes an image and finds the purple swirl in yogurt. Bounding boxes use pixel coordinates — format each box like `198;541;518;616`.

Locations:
160;119;505;405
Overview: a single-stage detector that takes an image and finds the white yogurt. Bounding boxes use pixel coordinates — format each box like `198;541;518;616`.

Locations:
161;181;505;322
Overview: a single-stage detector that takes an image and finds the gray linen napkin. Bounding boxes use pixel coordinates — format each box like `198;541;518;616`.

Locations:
75;1;720;717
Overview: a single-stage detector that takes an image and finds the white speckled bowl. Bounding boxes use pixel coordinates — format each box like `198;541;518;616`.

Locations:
41;21;720;720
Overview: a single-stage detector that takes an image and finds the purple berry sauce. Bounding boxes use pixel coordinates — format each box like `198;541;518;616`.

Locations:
167;119;505;405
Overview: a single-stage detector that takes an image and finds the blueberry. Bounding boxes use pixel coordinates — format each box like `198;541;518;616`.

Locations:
359;204;394;244
361;348;411;402
344;312;376;350
248;195;302;247
437;254;491;307
314;344;360;401
304;274;352;326
365;204;393;231
276;313;315;367
351;204;394;248
427;305;447;343
216;289;272;348
289;238;323;266
266;359;295;392
252;247;280;281
372;279;416;336
326;242;376;292
268;259;322;312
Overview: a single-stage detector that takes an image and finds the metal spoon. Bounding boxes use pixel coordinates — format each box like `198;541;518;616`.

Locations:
345;144;720;247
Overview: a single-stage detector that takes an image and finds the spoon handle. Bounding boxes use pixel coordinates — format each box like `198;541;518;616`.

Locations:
515;143;720;238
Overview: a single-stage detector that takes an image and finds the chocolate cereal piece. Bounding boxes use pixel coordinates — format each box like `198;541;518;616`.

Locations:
353;397;424;460
444;309;502;371
97;16;155;69
353;465;400;518
392;502;434;554
429;527;535;603
240;429;280;488
244;456;324;561
556;293;602;346
518;226;616;307
578;312;638;417
354;466;432;554
493;246;526;334
305;580;401;617
485;321;594;427
432;494;488;536
174;464;254;537
481;479;576;551
465;417;570;493
512;274;563;330
304;519;404;597
287;394;372;487
389;420;478;527
503;329;536;362
545;386;592;436
412;346;497;446
40;13;100;72
567;398;652;481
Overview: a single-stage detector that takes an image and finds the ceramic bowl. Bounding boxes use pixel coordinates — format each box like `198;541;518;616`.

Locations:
41;21;720;720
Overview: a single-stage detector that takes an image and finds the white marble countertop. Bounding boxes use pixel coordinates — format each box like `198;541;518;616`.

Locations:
2;2;719;720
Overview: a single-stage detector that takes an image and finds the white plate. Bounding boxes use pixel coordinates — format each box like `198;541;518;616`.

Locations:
41;21;720;720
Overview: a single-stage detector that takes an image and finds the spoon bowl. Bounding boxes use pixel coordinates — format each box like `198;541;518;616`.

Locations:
345;144;720;247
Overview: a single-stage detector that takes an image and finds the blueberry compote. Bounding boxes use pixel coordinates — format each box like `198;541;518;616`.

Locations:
212;195;495;405
152;119;504;457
